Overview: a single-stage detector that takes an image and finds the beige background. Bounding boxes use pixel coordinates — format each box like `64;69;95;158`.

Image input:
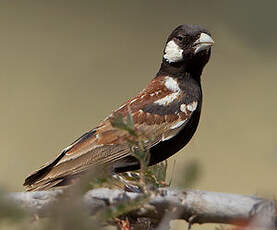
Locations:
0;1;276;229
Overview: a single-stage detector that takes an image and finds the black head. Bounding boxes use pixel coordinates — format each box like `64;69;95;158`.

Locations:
163;24;214;63
159;24;214;78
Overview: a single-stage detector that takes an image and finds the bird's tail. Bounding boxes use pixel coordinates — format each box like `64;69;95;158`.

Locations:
23;151;67;191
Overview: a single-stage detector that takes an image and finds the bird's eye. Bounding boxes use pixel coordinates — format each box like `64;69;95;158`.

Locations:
176;35;184;42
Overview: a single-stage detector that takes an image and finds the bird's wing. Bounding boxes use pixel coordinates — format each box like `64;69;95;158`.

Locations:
24;76;199;191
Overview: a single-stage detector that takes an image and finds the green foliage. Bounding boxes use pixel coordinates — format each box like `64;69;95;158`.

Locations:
144;161;168;188
110;113;136;137
101;195;149;220
111;113;201;192
111;113;150;170
79;167;114;194
110;113;167;192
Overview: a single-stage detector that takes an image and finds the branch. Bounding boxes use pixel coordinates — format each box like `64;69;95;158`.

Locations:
7;188;277;228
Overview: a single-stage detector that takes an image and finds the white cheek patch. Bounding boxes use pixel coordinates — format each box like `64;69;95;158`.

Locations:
163;40;183;63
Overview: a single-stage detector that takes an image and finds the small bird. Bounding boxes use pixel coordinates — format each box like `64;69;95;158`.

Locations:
24;24;214;191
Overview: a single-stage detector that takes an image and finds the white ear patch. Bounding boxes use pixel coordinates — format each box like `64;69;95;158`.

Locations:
163;40;183;63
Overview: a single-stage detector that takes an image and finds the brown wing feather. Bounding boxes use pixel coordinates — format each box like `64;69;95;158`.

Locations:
24;76;195;191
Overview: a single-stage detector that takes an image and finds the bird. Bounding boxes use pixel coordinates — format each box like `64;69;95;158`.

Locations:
24;24;214;191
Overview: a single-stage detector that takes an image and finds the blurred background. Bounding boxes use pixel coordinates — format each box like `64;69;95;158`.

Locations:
0;0;276;229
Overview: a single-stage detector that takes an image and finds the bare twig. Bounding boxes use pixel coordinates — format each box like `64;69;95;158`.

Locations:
6;188;277;228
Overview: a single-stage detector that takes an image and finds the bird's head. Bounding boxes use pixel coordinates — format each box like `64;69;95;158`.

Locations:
163;24;214;69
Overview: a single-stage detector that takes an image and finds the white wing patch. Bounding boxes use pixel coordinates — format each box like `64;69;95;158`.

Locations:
180;104;187;113
164;76;180;92
130;98;138;104
187;101;198;112
162;134;175;141
180;101;198;113
160;101;198;143
170;119;187;129
162;118;188;142
154;92;179;106
163;40;183;63
154;77;181;106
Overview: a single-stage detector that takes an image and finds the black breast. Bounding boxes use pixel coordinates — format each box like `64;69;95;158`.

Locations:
148;78;203;165
148;106;201;165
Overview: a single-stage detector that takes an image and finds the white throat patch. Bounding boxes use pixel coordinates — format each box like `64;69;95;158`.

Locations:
163;40;183;63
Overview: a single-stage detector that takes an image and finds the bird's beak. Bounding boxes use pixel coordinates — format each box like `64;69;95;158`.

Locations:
193;33;214;54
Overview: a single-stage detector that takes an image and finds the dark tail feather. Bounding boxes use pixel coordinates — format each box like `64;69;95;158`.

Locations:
23;150;66;190
24;129;97;191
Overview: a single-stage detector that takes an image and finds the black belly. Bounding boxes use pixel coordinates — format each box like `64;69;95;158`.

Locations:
113;109;201;173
